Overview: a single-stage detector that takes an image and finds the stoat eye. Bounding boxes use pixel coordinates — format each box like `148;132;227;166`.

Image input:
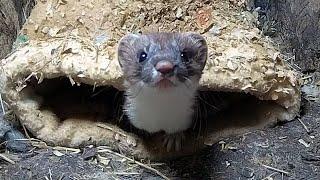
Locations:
139;52;148;62
180;51;190;63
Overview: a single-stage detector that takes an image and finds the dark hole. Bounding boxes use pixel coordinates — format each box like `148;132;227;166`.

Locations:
24;77;123;123
22;76;280;138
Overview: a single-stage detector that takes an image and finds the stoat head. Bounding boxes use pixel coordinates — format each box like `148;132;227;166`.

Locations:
117;32;208;90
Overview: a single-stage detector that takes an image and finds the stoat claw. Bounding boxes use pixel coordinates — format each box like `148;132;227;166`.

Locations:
162;132;185;152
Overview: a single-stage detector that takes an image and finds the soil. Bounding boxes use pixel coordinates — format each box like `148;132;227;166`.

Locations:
0;100;319;179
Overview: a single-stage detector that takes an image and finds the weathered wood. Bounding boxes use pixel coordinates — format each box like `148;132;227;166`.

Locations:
251;0;320;72
0;0;34;59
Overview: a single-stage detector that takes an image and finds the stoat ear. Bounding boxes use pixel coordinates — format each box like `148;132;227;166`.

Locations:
117;33;141;68
118;33;141;47
183;32;208;66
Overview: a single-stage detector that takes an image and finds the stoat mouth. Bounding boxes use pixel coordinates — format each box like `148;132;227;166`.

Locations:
156;78;175;89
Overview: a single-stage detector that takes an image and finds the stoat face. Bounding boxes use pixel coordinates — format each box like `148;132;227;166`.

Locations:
117;32;208;133
117;32;208;90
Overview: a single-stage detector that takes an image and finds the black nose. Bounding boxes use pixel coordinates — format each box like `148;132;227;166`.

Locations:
155;61;174;74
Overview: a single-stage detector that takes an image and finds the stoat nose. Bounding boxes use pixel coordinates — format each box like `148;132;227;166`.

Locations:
155;60;174;75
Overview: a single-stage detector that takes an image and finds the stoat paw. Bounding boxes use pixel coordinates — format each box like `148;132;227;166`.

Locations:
162;132;185;152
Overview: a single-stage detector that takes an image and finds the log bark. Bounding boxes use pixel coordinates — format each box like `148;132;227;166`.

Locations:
0;0;34;59
251;0;320;72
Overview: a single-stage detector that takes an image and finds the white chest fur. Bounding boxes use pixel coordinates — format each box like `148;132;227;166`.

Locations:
125;83;197;134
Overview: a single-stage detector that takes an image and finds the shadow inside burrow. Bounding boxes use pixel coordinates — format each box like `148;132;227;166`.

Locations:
20;76;285;158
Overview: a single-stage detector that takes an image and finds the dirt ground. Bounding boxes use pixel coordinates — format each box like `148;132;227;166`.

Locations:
0;99;319;179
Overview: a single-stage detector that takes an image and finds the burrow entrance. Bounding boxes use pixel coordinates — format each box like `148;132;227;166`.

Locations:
21;76;283;143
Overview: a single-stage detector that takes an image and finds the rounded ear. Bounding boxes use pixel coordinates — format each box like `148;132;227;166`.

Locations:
118;33;141;47
183;32;208;65
117;33;140;68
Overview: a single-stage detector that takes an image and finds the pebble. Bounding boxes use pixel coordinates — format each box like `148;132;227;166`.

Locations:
5;129;31;153
240;167;254;178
